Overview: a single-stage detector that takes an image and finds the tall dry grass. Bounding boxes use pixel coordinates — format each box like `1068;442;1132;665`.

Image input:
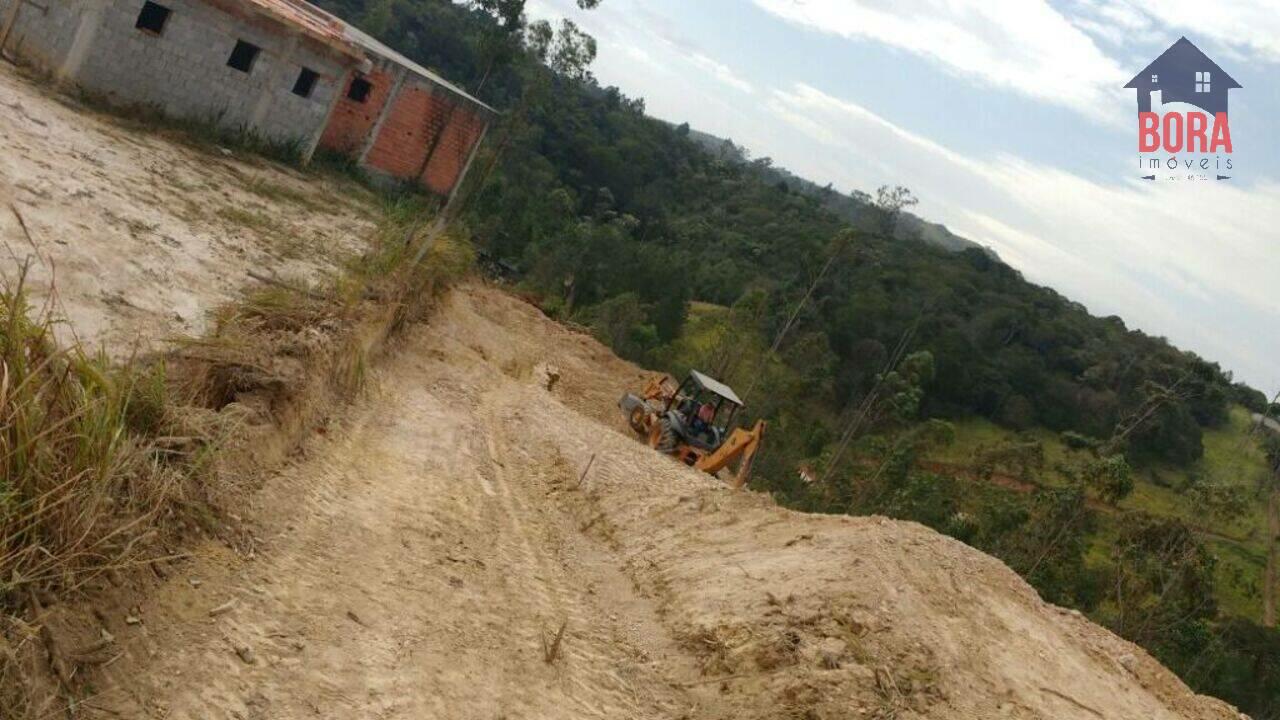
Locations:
0;268;189;718
0;269;180;605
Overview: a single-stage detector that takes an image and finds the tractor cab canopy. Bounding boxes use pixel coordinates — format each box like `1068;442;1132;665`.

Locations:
667;370;745;431
689;370;744;406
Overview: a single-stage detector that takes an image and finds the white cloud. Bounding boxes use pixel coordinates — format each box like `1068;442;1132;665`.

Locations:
1083;0;1280;63
1069;0;1153;36
618;42;664;72
747;0;1278;109
526;0;752;93
687;52;755;94
769;83;981;171
1066;18;1129;48
752;0;1131;124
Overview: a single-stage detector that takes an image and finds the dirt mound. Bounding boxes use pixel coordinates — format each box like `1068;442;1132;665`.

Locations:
428;285;1245;720
60;284;1241;719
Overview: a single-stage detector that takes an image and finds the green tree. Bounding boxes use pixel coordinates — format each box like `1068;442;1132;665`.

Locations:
581;292;657;362
1104;517;1218;668
873;184;918;236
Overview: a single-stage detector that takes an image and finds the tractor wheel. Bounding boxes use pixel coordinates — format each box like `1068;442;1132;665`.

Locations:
628;406;648;434
656;418;678;454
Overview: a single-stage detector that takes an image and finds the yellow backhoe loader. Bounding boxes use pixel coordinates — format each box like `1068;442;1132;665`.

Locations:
619;371;765;488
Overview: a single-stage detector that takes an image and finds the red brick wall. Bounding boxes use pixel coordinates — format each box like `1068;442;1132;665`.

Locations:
318;68;395;155
362;80;487;195
363;83;438;180
421;104;485;195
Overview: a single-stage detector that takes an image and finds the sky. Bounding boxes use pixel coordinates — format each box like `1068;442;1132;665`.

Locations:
525;0;1280;397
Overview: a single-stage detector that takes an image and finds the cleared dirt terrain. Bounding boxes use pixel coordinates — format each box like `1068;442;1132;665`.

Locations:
0;65;378;355
70;284;1243;720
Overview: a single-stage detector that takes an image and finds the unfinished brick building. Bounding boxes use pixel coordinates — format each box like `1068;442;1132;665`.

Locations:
0;0;495;197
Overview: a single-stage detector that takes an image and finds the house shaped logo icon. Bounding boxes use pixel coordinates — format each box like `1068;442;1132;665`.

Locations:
1125;37;1241;115
1126;37;1240;180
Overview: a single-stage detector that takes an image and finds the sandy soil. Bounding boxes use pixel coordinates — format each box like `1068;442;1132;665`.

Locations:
68;284;1243;720
0;64;378;356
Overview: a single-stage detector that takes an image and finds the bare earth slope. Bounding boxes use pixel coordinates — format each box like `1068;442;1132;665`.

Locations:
0;65;377;355
79;285;1243;719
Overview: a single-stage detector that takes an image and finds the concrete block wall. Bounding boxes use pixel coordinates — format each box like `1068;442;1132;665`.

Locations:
2;0;493;189
4;0;350;148
0;0;89;72
82;0;349;146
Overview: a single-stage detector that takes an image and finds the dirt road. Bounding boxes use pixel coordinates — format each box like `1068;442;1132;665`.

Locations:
83;285;705;719
80;285;1242;719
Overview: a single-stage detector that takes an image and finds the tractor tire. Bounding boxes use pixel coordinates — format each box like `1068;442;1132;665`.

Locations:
628;406;648;434
656;418;678;454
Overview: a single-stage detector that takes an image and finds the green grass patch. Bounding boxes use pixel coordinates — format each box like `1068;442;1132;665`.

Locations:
1203;406;1271;488
1207;537;1267;619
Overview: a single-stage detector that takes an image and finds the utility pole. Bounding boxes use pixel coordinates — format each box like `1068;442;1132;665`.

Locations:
741;230;854;404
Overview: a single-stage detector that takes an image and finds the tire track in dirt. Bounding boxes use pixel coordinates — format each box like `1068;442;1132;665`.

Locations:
79;300;704;719
477;388;704;718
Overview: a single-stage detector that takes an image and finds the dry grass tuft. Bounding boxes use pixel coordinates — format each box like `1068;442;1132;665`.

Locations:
542;619;568;664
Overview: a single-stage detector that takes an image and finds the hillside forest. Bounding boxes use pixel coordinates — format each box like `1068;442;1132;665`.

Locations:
312;1;1280;716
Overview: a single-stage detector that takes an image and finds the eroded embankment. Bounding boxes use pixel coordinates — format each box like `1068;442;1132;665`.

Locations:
456;286;1245;720
0;218;468;717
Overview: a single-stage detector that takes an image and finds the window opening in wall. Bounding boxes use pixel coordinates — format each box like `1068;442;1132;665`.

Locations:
347;77;373;103
135;1;171;34
227;40;261;73
293;67;320;98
